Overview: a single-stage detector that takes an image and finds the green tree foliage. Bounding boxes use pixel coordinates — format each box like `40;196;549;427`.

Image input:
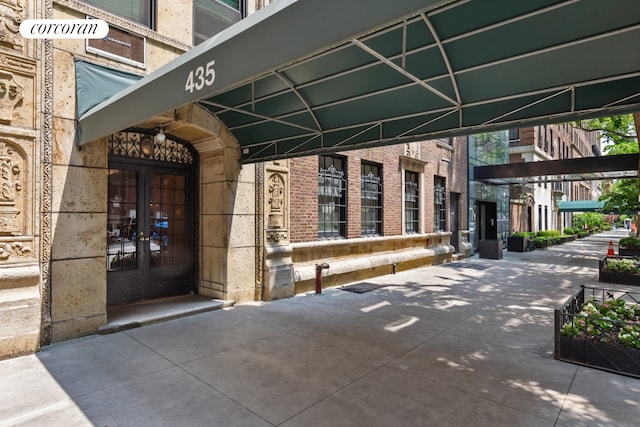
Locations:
574;114;639;215
573;114;638;153
600;179;640;214
572;212;607;230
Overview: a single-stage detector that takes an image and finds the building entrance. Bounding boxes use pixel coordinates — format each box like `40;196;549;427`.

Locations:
106;132;198;307
475;201;498;245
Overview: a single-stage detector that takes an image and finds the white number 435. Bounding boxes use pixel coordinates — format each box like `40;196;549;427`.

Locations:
185;60;215;94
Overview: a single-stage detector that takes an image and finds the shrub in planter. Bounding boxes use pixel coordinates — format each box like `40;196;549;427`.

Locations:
558;294;640;377
599;256;640;286
537;230;560;238
619;236;640;257
533;236;552;248
560;298;640;349
606;258;640;274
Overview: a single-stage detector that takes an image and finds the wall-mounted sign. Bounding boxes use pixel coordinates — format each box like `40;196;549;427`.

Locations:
86;20;146;69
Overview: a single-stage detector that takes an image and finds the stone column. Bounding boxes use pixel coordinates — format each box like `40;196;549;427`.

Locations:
199;146;256;303
0;2;42;358
262;160;294;300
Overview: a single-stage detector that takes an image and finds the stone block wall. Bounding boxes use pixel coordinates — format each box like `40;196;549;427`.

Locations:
199;147;256;303
292;233;454;294
45;0;191;342
0;1;41;359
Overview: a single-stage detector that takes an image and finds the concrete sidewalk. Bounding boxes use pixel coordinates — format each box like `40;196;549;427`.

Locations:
2;230;640;426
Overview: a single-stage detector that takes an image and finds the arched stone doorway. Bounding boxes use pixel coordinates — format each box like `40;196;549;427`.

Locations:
107;130;199;307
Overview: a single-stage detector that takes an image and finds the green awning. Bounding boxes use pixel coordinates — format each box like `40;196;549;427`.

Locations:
76;0;640;164
74;60;143;118
558;200;605;212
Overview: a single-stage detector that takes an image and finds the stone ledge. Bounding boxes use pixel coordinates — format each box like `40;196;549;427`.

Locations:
292;232;453;263
294;246;454;284
0;264;40;290
0;268;41;359
293;244;454;295
98;295;234;334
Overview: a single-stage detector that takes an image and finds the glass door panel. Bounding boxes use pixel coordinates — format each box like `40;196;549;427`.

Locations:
107;169;138;272
149;173;187;268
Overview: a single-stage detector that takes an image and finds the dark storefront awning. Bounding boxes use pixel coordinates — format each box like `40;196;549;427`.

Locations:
76;0;640;164
473;153;640;184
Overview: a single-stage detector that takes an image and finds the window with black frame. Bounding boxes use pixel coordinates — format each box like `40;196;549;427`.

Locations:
404;171;419;234
361;163;382;236
83;0;153;27
434;176;446;232
194;0;246;45
318;156;346;239
508;128;519;147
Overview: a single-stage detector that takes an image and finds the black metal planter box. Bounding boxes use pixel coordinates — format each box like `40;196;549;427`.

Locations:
558;336;640;377
507;236;528;252
554;286;640;379
598;256;640;286
619;247;640;257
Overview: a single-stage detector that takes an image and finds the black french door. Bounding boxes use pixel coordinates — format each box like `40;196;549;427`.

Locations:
107;162;195;307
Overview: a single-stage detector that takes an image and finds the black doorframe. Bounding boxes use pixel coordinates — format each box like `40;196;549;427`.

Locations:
476;201;498;241
449;193;460;252
107;159;197;307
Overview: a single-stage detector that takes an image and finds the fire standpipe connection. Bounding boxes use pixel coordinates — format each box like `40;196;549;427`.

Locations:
315;263;329;294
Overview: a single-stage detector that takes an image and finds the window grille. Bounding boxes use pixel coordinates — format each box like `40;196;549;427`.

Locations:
108;130;196;165
318;156;346;239
434;177;446;232
361;163;382;236
405;171;419;233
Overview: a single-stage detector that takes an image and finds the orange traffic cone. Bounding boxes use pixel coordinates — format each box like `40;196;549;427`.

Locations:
607;240;615;256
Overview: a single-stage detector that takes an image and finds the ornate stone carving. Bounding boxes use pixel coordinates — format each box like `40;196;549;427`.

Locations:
267;173;285;229
266;230;288;243
0;140;23;235
255;163;264;299
0;239;31;261
40;1;53;344
0;52;37;74
0;71;23;124
405;142;420;159
0;0;24;52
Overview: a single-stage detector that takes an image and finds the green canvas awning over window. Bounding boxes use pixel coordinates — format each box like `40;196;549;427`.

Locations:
76;0;640;164
558;200;605;212
75;60;143;118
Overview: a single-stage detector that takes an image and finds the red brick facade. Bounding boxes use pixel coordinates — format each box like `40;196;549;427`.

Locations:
289;138;468;246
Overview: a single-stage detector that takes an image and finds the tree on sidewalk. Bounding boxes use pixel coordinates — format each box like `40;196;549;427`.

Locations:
572;113;639;233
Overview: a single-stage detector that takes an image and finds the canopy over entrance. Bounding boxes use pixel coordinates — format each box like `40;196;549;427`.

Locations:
77;0;640;164
557;200;604;212
473;153;640;185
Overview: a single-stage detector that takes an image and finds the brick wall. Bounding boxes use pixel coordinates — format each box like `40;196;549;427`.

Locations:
289;156;318;242
289;139;468;244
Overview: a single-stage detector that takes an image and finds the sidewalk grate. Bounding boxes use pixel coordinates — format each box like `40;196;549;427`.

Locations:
340;282;384;293
443;262;490;270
